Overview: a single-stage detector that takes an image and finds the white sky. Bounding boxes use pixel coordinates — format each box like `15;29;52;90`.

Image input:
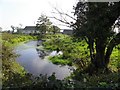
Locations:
0;0;77;30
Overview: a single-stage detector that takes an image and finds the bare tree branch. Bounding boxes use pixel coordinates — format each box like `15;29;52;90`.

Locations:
49;6;76;28
52;7;76;20
51;11;76;21
49;16;71;25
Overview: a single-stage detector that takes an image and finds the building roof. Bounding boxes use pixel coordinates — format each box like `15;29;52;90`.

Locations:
17;28;24;31
24;26;36;30
62;29;73;35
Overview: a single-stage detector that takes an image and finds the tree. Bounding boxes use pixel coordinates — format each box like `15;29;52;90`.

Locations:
36;14;52;38
50;25;60;34
73;1;120;72
11;25;16;33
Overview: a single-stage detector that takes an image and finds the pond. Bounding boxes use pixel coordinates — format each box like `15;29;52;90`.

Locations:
14;41;74;80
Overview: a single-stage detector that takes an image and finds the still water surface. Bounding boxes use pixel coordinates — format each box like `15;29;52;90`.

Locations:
15;41;73;80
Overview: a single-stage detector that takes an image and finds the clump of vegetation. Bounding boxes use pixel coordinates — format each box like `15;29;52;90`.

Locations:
1;41;26;87
2;33;37;46
1;33;37;88
44;33;119;71
43;34;90;69
72;70;119;89
49;56;72;65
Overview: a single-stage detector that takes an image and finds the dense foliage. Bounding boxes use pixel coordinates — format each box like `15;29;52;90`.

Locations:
43;34;89;67
73;1;120;73
43;34;119;71
42;33;119;89
2;33;37;45
1;33;37;88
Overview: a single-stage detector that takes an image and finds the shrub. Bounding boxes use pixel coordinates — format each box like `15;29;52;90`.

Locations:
49;56;72;65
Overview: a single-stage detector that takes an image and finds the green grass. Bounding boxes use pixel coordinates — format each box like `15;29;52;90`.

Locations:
49;56;72;65
43;34;119;72
43;34;90;67
1;33;37;87
109;45;120;72
1;33;37;47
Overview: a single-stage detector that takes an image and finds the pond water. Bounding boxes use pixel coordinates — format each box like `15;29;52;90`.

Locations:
14;41;73;80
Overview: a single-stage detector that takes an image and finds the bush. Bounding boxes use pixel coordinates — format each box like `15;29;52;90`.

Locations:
43;34;90;68
2;33;37;45
49;56;72;65
72;70;119;88
1;42;27;87
1;33;37;87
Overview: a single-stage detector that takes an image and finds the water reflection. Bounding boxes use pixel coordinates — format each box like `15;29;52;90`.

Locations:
15;41;73;80
36;48;47;59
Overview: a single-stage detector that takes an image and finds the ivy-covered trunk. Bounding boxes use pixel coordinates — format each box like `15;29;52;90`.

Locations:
88;33;120;73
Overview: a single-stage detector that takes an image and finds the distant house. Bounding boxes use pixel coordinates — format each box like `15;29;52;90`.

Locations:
62;29;73;35
17;26;39;34
17;26;73;35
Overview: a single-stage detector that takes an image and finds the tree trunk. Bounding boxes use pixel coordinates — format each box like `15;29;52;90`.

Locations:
105;33;120;66
90;33;120;73
93;39;106;69
86;38;107;74
88;38;95;64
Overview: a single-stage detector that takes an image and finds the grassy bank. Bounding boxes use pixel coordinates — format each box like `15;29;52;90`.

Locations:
43;34;119;71
43;34;90;67
1;33;37;87
2;33;37;47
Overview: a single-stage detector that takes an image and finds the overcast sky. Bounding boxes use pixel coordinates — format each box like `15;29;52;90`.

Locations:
0;0;77;30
